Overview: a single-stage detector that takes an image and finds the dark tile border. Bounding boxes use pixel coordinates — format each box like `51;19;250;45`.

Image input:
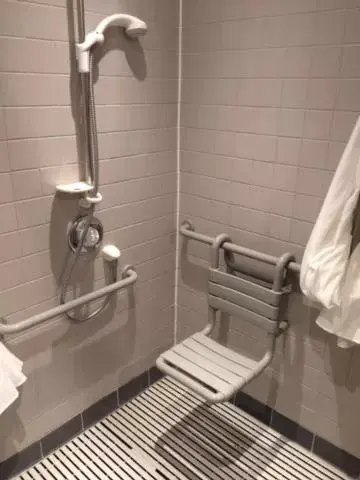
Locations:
232;393;360;476
82;391;118;429
271;411;313;450
234;391;272;426
0;442;42;480
148;365;164;385
2;369;359;479
118;371;149;405
313;436;360;478
0;368;151;480
41;415;82;457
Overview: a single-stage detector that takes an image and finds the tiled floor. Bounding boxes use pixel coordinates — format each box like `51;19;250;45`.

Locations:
15;377;349;480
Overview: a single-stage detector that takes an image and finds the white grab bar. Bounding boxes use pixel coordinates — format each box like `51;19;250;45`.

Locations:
180;221;301;274
0;266;137;336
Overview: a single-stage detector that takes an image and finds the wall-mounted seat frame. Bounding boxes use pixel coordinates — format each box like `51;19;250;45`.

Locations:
157;225;295;403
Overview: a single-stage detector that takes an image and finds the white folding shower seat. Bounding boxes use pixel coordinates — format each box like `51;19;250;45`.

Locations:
157;233;294;403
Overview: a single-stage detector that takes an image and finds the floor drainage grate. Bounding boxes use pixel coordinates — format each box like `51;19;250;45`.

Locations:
17;377;348;479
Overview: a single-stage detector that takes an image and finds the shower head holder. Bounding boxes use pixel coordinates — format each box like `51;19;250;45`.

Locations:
77;13;147;73
76;31;104;73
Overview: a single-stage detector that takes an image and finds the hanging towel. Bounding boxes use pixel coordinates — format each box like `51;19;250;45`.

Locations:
0;343;27;415
300;116;360;346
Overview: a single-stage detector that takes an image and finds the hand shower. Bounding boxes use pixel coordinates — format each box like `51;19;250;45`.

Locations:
77;14;147;73
59;10;147;322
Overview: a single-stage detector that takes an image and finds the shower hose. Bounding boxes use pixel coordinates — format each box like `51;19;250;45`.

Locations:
60;51;114;322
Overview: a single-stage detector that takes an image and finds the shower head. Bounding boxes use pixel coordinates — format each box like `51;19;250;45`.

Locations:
77;13;147;73
95;14;147;39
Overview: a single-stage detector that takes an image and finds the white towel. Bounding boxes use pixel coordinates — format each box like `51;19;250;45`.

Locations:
0;343;27;415
300;116;360;346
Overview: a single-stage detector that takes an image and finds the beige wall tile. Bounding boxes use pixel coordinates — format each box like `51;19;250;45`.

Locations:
0;173;13;204
290;219;314;246
313;10;346;45
0;141;10;172
0;231;22;263
326;140;345;170
5;107;75;140
0;37;69;74
40;164;79;195
310;46;342;78
230;206;269;235
16;196;52;229
236;133;277;162
281;79;308;109
12;170;43;201
306;79;337;110
0;275;57;316
292;194;323;222
8;136;78;171
331;111;358;142
0;0;68;41
179;1;360;457
282;47;312;78
303;110;333;140
19;224;50;256
1;74;71;107
336;79;360;111
0;108;6;140
344;8;360;43
283;13;316;46
296;168;333;197
0;203;17;234
276;137;302;166
277;109;305;138
236;79;282;107
299;139;329;169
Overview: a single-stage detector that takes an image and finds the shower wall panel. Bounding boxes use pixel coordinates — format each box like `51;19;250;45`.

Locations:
0;0;178;461
178;0;360;458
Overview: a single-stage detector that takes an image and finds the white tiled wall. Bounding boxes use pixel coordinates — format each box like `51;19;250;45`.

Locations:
2;0;360;464
179;0;360;458
0;0;178;461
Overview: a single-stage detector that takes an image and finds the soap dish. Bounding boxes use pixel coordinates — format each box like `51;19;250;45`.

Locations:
56;182;93;194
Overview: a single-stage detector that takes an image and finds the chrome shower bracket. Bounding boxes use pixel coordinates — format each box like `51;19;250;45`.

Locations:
68;216;103;254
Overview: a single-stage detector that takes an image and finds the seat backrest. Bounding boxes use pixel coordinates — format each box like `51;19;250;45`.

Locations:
208;268;291;334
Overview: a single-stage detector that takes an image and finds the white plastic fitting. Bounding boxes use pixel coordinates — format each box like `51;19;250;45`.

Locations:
79;192;103;209
76;13;147;73
56;182;93;194
102;245;121;262
76;31;105;73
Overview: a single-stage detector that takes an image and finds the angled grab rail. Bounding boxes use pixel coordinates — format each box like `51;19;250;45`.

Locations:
0;266;137;336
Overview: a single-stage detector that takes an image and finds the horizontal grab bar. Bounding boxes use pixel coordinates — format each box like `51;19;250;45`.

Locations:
0;266;137;336
180;221;301;275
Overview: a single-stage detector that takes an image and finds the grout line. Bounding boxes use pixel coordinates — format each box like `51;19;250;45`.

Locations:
311;433;316;452
39;440;44;458
269;407;275;427
80;412;84;432
180;145;342;169
173;0;183;346
8;0;357;17
4;31;360;51
6;126;176;143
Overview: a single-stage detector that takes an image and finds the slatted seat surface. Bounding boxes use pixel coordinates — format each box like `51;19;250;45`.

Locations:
156;332;260;403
